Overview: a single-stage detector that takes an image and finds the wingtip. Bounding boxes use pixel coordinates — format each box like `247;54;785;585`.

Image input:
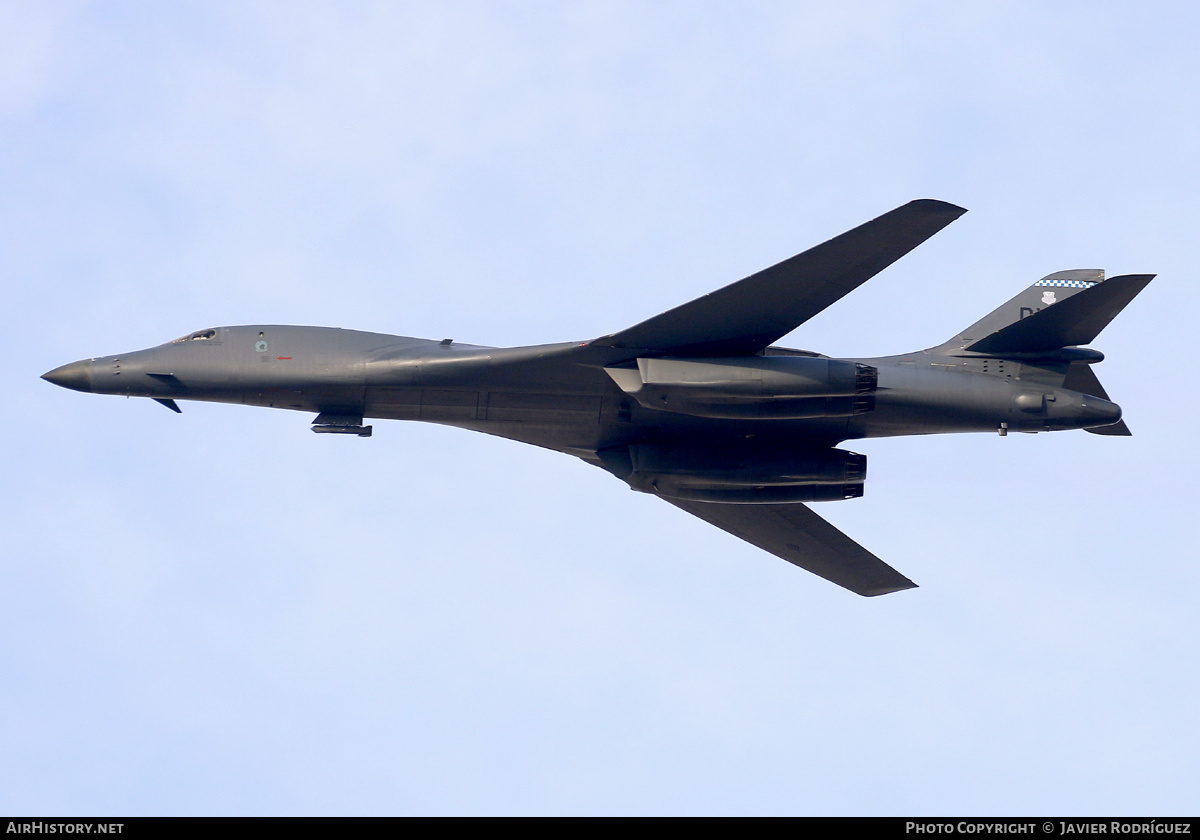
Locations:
909;198;968;217
860;580;920;597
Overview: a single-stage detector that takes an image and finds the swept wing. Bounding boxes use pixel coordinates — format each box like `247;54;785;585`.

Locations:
664;498;916;596
589;199;966;357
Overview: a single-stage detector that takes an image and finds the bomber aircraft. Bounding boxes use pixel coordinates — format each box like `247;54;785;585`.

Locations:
43;200;1151;595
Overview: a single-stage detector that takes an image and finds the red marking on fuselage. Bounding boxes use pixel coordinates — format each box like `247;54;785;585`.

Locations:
277;356;292;360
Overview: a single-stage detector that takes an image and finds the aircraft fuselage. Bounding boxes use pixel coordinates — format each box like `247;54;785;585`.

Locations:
44;323;1121;454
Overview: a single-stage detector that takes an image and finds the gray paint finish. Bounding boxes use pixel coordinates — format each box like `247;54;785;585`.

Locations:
42;200;1150;596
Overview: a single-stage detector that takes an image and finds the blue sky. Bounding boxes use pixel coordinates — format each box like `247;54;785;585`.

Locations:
4;1;1198;815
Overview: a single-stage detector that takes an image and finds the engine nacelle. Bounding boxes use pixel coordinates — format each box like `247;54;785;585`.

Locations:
605;356;876;419
599;443;866;504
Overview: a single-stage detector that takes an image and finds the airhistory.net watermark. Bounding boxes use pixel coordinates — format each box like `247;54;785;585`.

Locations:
5;824;123;834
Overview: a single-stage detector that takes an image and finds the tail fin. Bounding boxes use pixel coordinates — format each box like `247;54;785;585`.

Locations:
937;270;1153;354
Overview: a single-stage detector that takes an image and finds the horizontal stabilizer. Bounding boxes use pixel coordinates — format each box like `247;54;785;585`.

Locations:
1085;419;1131;436
965;274;1153;353
664;498;916;596
592;199;966;357
1064;362;1132;436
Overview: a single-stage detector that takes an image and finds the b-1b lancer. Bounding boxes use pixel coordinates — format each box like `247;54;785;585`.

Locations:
43;200;1151;596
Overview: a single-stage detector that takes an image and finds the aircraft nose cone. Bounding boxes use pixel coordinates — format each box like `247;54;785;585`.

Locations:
42;359;93;393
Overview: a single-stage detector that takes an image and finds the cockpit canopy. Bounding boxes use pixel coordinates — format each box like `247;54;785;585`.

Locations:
171;328;217;343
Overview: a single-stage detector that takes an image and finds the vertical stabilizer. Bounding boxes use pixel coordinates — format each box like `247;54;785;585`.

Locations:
940;269;1104;350
933;270;1152;354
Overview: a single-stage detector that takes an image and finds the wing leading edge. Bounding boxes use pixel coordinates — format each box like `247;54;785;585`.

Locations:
664;498;916;596
590;199;967;357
